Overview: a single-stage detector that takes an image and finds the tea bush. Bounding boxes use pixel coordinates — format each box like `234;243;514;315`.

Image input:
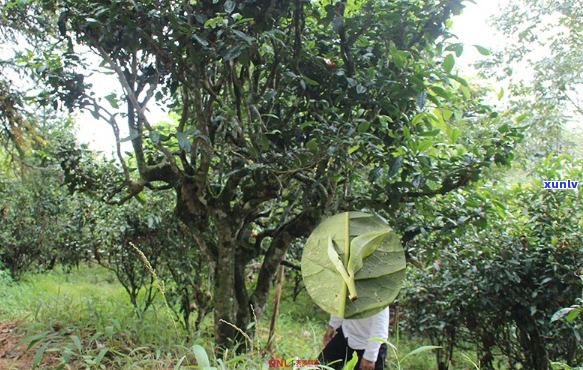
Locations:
402;155;583;370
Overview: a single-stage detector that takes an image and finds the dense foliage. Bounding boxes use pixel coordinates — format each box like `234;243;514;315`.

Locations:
1;0;524;347
83;192;214;331
0;158;213;333
2;1;583;369
402;155;583;370
0;129;89;279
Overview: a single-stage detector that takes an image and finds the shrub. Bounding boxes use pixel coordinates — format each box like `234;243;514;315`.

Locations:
0;175;88;279
402;155;583;370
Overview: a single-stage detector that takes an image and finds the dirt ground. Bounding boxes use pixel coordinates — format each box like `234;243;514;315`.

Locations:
0;321;34;370
0;321;57;370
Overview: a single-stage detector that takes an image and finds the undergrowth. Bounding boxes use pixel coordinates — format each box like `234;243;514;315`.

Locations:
0;265;479;369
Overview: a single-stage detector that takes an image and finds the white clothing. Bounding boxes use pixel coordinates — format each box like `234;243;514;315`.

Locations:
328;307;389;362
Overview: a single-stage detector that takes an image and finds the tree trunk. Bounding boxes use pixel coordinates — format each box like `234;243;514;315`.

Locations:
234;250;253;351
249;230;293;320
178;184;323;351
479;331;495;370
249;210;319;320
212;206;259;352
514;309;549;370
213;241;237;348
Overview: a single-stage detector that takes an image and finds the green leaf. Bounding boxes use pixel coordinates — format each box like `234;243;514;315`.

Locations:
301;212;406;319
450;128;459;143
551;307;579;322
497;87;504;100
368;167;382;182
224;0;235;14
192;34;209;47
419;129;441;137
302;76;320;86
460;353;480;370
119;133;139;142
150;131;161;145
346;77;358;87
327;235;356;303
357;121;370;133
94;348;109;365
17;331;51;352
71;335;83;352
104;93;119;109
391;44;407;68
417;139;433;152
347;230;389;278
459;85;471;99
191;344;216;369
449;74;469;87
135;192;146;205
223;44;245;61
429;85;450;99
446;43;464;57
223;354;248;365
31;341;51;370
441;109;453;121
388;156;403;178
233;17;254;26
443;54;455;73
176;132;192;152
232;30;254;45
173;356;187;370
566;308;582;322
403;126;411;140
409;75;426;88
344;351;359;370
306;138;318;153
498;123;510;133
474;44;491;56
515;113;529;123
348;145;359;154
411;112;425;125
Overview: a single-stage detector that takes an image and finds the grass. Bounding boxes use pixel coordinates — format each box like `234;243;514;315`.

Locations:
0;266;197;368
0;265;480;369
0;266;124;320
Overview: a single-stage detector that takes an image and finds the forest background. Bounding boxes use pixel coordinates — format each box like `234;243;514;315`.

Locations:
1;0;582;369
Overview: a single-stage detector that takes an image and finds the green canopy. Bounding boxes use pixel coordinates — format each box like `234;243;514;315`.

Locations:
301;212;406;319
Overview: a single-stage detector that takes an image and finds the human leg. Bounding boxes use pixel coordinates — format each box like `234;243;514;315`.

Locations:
318;327;353;370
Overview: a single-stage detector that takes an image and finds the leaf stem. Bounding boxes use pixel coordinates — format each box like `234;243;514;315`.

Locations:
339;212;350;317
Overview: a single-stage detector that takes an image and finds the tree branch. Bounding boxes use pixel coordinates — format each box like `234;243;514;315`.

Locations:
280;260;300;271
336;0;355;77
400;168;474;201
88;36;182;180
249;209;320;319
86;97;131;183
563;91;583;118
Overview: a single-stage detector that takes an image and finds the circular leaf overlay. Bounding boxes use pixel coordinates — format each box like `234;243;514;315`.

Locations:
301;211;406;319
